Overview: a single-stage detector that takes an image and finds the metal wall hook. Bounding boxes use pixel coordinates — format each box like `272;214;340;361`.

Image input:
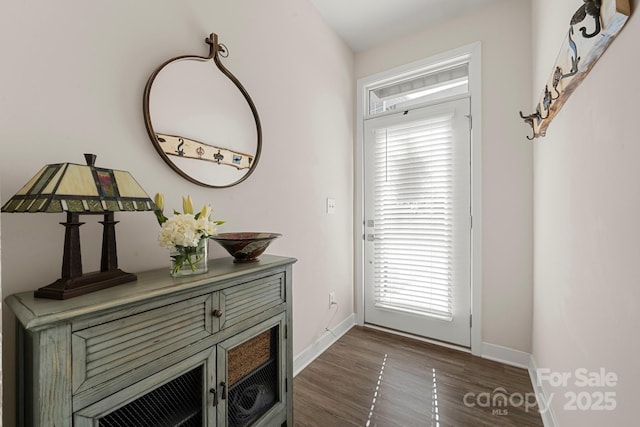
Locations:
525;130;540;141
562;28;581;79
571;0;602;39
204;34;229;59
519;111;541;141
540;87;555;118
519;110;539;123
551;68;562;100
218;43;229;58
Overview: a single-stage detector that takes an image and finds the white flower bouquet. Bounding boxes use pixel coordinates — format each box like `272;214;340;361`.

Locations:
154;193;224;275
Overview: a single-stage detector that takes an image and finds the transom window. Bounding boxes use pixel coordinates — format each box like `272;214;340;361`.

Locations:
367;62;469;116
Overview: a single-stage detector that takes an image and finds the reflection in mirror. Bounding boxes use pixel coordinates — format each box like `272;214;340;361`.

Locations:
144;33;261;188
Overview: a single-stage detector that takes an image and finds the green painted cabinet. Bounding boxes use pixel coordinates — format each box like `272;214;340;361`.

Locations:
6;255;296;427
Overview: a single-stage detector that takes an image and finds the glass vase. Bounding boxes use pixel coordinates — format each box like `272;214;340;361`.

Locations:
170;239;209;277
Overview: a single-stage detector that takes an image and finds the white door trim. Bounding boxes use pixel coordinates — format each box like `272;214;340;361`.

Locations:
355;41;483;355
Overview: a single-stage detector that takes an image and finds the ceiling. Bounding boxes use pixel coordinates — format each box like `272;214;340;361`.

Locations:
309;0;499;52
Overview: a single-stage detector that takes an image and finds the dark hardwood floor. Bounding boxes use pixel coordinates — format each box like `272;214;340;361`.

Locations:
293;327;543;427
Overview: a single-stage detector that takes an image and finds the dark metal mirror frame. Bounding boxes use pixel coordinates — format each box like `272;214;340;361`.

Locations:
143;33;262;188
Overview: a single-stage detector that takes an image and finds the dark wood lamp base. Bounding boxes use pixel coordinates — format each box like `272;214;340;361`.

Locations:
35;269;137;300
35;211;135;300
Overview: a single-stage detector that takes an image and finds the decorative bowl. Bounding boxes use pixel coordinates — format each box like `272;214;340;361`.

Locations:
210;232;282;263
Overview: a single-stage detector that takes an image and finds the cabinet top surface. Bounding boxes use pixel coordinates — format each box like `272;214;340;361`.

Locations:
5;254;296;330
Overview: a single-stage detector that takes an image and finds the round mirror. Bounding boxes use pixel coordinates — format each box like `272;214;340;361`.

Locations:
143;34;261;188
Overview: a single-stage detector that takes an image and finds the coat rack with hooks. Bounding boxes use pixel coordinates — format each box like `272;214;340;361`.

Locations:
520;0;630;140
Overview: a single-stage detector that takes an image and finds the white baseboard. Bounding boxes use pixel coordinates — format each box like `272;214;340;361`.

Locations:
481;342;531;369
293;314;355;377
483;345;558;425
528;355;558;427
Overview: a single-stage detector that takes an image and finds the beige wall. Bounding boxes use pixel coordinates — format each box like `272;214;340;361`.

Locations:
0;212;2;426
356;0;534;353
532;0;640;425
13;0;640;424
0;1;354;425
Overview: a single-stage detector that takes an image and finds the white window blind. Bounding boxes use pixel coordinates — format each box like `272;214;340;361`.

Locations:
372;110;467;321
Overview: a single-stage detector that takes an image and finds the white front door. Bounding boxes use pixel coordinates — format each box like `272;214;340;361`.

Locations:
363;97;472;347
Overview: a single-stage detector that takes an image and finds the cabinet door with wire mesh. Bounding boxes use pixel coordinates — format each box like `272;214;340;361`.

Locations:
74;347;217;426
364;97;471;347
217;313;287;427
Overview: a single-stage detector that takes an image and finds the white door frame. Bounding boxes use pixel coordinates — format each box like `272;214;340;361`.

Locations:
354;42;483;355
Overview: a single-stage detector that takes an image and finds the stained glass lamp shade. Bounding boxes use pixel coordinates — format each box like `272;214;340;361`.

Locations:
1;154;156;299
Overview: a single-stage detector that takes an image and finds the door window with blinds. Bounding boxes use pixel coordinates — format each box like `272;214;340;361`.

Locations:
363;61;472;346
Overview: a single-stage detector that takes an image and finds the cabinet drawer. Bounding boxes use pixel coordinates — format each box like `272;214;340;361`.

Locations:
72;293;215;395
220;273;285;329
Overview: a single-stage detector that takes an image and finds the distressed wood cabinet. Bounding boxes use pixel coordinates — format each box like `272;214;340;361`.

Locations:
6;254;296;427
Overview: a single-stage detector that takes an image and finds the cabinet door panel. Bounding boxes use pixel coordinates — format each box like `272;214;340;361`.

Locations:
221;273;284;329
75;347;217;426
217;313;288;427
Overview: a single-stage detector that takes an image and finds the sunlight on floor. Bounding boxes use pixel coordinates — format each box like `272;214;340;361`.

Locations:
432;368;440;427
365;353;388;427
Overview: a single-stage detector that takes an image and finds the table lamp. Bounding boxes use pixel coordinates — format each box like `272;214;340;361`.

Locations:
1;154;156;299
